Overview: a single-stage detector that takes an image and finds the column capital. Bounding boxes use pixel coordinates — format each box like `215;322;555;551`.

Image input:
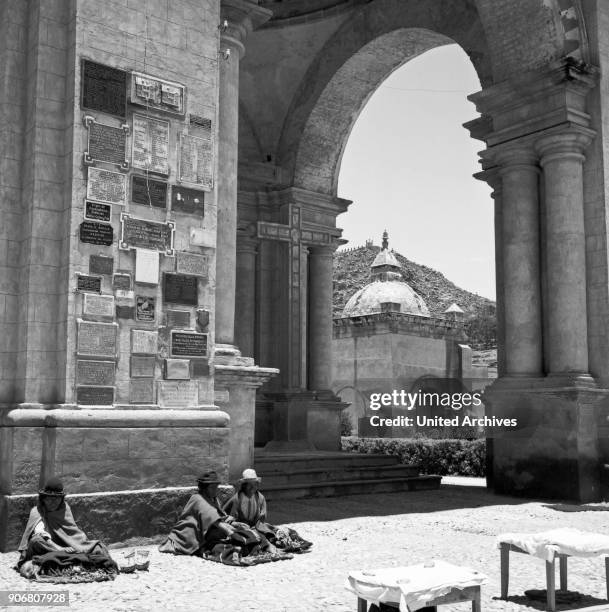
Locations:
308;243;338;257
481;141;539;172
220;0;272;57
535;126;596;165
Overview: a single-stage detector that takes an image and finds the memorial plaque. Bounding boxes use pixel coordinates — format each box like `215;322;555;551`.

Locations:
157;381;198;408
77;385;115;406
116;304;135;319
130;355;156;378
130;71;185;115
191;359;210;378
189;115;212;130
166;309;191;329
163;273;198;306
84;201;112;222
178;133;213;190
80;221;114;246
120;213;175;255
171;186;204;215
130;379;155;404
131;329;158;354
132;175;167;208
76;359;115;386
84;117;129;169
189;227;215;248
176;251;208;278
76;274;101;294
87;167;126;205
83;293;114;318
170;331;208;358
132;114;170;175
89;254;113;275
81;60;127;117
77;320;118;357
215;389;230;403
135;249;159;285
112;273;131;291
164;358;190;380
136;295;155;322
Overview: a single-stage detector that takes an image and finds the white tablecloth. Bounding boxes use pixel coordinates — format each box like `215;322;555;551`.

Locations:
346;560;487;611
498;528;609;562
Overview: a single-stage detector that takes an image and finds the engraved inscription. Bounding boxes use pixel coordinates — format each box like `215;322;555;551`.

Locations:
120;213;175;255
84;118;128;169
84;201;112;223
163;273;198;305
80;222;114;246
132;115;169;175
87;167;126;205
178;133;213;190
81;60;126;117
130;379;155;404
89;254;113;275
176;252;208;278
76;274;101;293
130;71;185;115
131;175;167;208
76;359;115;386
170;331;207;358
157;381;198;408
77;320;118;357
83;293;114;318
131;329;158;354
77;386;115;406
164;358;190;380
130;355;156;378
166;309;191;328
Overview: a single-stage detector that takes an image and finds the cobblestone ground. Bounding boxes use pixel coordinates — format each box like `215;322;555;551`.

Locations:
2;481;609;612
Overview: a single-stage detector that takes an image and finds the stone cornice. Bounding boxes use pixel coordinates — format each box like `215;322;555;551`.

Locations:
214;364;279;388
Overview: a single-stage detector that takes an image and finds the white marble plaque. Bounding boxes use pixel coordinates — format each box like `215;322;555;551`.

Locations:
87;167;126;205
176;251;208;278
131;71;185;115
76;359;115;386
83;293;115;318
189;227;215;248
77;320;118;357
131;329;158;354
132;114;170;175
157;380;198;408
214;389;230;403
164;358;190;380
130;379;155;404
135;248;160;285
178;133;213;191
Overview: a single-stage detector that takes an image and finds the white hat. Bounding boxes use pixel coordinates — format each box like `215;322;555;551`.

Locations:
239;468;261;483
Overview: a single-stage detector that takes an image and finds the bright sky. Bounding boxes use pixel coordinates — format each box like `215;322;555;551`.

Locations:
337;44;495;300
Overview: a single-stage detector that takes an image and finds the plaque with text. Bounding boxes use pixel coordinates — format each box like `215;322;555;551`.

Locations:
77;385;115;406
112;273;131;291
116;304;135;319
87;167;126;205
83;293;114;318
215;389;230;403
176;251;208;278
163;273;198;305
84;201;112;223
80;221;114;246
166;309;191;328
131;329;158;354
76;274;101;293
120;213;175;255
76;359;115;386
170;331;208;358
89;254;113;275
132;114;170;175
136;295;155;322
81;60;127;117
130;355;156;378
130;71;185;115
132;175;167;208
164;358;190;380
157;381;198;408
178;133;213;190
84;116;129;169
130;379;155;404
77;320;118;357
190;115;212;130
191;359;210;378
189;227;215;248
171;185;204;215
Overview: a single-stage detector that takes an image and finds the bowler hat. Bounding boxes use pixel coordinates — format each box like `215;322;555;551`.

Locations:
197;471;221;485
39;476;65;497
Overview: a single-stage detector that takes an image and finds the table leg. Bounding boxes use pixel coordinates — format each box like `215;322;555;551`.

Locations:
471;588;482;612
605;557;609;601
546;558;556;612
500;542;509;599
357;597;367;612
559;555;567;591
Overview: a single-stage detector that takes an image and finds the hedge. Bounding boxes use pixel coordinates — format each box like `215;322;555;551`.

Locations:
341;436;486;477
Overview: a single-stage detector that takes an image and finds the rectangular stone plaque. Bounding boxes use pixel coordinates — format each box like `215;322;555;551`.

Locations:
166;309;191;329
178;133;213;190
191;359;210;378
163;273;198;305
83;293;114;318
189;115;212;131
131;329;158;354
215;389;230;403
189;227;215;248
80;221;114;246
77;320;118;357
176;251;208;278
89;254;113;275
164;358;190;380
87;167;127;205
76;359;115;386
157;381;198;408
120;213;175;255
84;117;129;169
81;60;127;117
171;186;205;215
76;274;101;293
116;304;135;319
130;355;156;378
130;71;185;115
170;330;208;358
131;175;167;208
130;379;155;404
77;385;115;406
132;114;170;175
84;201;112;222
113;273;131;291
136;295;155;322
135;248;159;285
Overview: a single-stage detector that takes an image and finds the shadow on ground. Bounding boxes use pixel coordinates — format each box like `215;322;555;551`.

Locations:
544;503;609;513
497;591;609;611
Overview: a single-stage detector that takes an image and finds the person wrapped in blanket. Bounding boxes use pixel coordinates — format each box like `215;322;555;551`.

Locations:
159;471;293;565
17;477;118;581
223;468;312;553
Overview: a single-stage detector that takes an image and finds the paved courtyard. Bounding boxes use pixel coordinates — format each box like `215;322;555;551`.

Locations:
2;480;609;612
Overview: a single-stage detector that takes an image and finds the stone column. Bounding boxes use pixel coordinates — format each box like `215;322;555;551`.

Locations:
308;245;335;390
496;146;543;377
235;231;258;357
536;128;595;375
215;0;271;347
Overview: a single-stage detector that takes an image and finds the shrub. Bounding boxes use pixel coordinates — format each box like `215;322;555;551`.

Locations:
341;436;486;477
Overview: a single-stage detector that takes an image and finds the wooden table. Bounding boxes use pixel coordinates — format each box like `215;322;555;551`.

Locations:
356;585;481;611
500;541;609;612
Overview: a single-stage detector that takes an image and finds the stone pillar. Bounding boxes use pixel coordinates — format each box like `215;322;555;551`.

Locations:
308;245;335;390
536;128;595;375
496;147;543;377
235;231;258;358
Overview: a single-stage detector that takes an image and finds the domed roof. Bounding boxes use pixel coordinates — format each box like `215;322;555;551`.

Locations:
342;280;430;317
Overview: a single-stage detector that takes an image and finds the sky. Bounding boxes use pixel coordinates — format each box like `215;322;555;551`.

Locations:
336;44;495;300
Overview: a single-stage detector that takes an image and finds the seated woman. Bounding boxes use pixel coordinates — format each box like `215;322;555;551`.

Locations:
17;477;117;581
223;468;312;553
